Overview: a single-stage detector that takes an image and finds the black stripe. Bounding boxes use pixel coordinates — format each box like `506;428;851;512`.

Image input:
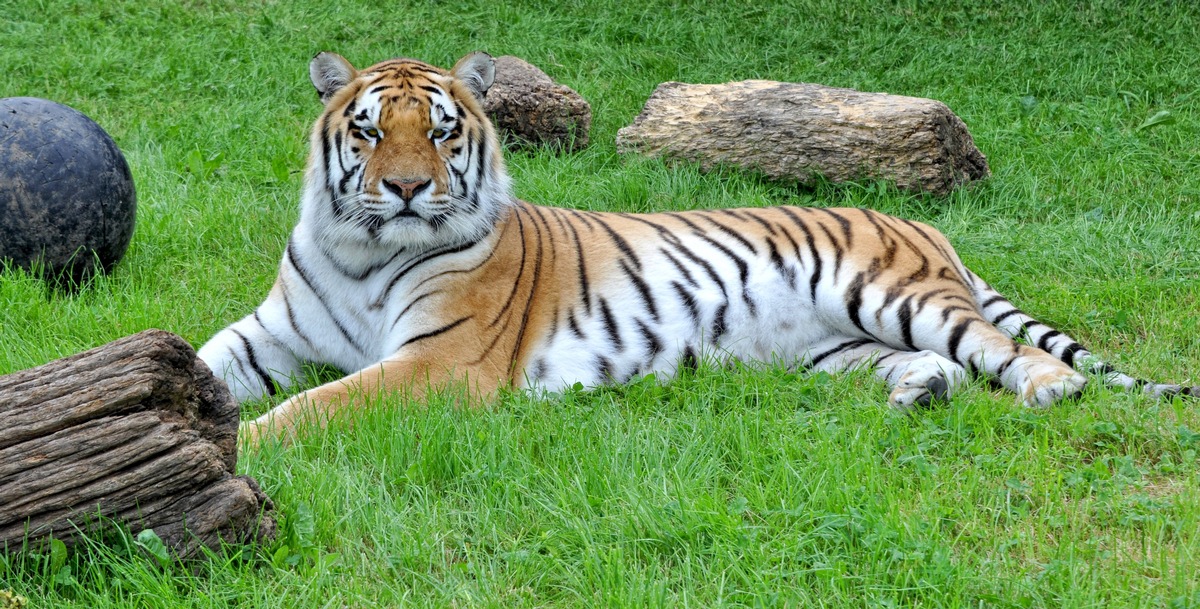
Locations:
509;206;546;365
738;209;779;236
1060;342;1086;368
994;348;1016;379
320;114;335;194
599;298;624;351
981;295;1008;309
233;329;277;397
809;339;873;367
391;290;442;330
400;316;472;348
816;208;853;248
473;132;490;193
378;239;481;307
1037;330;1063;352
568;313;585;339
991;309;1022;326
681;347;699;371
698;213;759;254
670;281;701;323
660;248;700;289
859;209;897;273
487;212;529;328
227;346;253;389
670;239;728;299
635;319;664;359
766;238;796;290
897;295;916;351
597;356;615;381
530;358;548;381
817;224;844;281
693;232;756;315
711;303;728;342
286;243;366;355
940;306;972;322
280;285;317;352
591;215;643;271
618;259;661;323
845;272;870;337
567;208;596;231
946;317;979;365
775;207;822;303
562;211;593;314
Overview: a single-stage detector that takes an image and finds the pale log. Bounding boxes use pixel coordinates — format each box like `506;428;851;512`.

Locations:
0;329;274;559
616;80;989;196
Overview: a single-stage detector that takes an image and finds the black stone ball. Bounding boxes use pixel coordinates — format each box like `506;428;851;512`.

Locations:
0;97;136;286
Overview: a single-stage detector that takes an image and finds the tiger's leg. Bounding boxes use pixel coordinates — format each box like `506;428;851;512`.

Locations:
197;314;307;403
976;284;1198;398
915;308;1088;407
804;337;968;409
240;356;504;447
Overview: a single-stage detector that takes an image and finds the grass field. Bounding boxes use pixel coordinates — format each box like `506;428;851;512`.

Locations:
3;0;1200;606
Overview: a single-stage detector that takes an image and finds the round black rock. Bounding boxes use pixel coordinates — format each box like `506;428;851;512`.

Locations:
0;97;136;286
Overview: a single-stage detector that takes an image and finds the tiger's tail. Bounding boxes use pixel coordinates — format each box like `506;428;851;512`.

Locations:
968;273;1197;398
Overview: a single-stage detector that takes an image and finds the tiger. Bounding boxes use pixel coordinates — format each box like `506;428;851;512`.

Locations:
197;51;1196;446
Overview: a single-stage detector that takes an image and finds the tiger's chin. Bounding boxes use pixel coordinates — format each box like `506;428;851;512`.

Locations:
344;206;496;252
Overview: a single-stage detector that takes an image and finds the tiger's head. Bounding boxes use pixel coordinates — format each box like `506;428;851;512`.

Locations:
300;51;512;252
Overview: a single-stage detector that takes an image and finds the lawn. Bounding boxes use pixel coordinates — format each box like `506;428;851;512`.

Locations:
2;0;1200;606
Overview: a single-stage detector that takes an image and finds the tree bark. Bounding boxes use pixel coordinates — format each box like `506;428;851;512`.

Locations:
0;329;274;559
484;55;591;152
616;80;989;196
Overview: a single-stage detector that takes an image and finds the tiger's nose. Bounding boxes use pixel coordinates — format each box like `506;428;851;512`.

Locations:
382;177;431;201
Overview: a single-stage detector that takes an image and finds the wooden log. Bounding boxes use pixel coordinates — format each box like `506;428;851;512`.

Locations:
616;80;990;196
483;55;591;152
0;329;275;559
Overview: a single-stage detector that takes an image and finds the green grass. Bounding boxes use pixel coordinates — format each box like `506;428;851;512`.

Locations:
3;0;1200;606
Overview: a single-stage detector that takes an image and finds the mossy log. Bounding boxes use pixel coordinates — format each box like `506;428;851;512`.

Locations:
0;329;274;559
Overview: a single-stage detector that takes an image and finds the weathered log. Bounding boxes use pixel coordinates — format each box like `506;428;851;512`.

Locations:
0;329;275;559
484;55;591;152
616;80;989;196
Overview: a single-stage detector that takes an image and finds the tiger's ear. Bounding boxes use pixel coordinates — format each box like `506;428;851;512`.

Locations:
309;52;357;103
451;51;495;101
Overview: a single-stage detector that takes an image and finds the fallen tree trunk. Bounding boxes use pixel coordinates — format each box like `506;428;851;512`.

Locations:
616;80;990;196
0;329;274;559
484;55;592;152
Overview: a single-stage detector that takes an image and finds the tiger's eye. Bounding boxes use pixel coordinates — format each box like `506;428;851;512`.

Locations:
363;127;380;138
431;128;447;140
